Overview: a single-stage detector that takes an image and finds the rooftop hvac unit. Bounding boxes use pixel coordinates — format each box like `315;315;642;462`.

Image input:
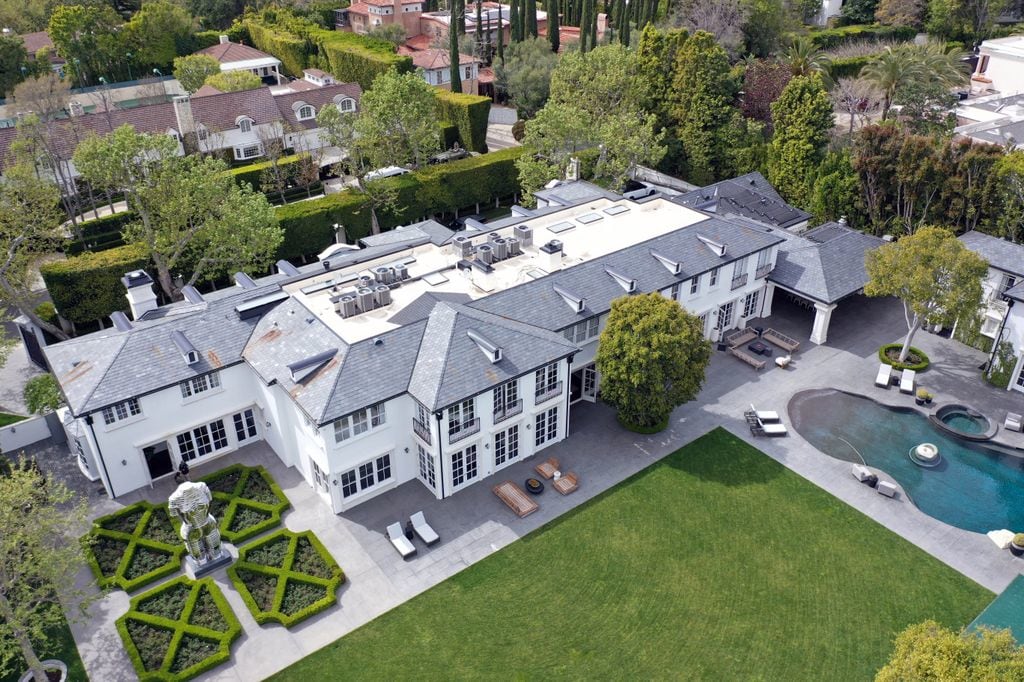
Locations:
477;243;493;264
356;287;375;312
492;237;508;261
506;237;521;255
489;232;500;240
454;235;474;259
336;295;357;318
358;275;374;288
513;225;533;247
373;266;393;284
393;263;409;280
374;284;392;306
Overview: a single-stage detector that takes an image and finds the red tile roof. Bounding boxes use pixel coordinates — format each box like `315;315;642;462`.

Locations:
409;48;478;70
195;41;278;65
347;2;370;14
275;83;363;129
19;31;54;54
193;84;224;97
364;0;421;5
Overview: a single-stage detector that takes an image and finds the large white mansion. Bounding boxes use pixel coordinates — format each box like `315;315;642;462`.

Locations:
46;181;828;513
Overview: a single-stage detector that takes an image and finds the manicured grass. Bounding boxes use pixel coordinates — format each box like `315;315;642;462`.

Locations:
270;428;992;681
0;609;88;682
0;412;27;427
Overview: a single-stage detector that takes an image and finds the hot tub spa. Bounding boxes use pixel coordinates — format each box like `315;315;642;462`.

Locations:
930;404;998;441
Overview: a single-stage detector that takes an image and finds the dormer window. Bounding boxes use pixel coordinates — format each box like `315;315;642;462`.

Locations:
337;97;355;113
238;117;253;133
298;105;314;120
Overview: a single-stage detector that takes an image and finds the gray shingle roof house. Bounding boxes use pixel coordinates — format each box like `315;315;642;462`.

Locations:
42;179;811;512
770;222;885;305
959;231;1024;278
672;172;811;231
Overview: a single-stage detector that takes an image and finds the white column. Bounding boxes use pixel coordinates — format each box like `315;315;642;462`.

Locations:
810;302;837;345
761;283;776;318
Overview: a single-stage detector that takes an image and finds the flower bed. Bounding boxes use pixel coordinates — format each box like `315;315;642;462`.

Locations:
197;465;291;544
878;343;930;371
116;576;241;682
84;502;186;592
228;529;344;628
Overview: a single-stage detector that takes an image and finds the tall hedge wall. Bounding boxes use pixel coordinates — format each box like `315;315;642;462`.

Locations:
312;28;413;90
804;24;917;49
227;154;303;190
435;91;491;154
41;243;149;325
829;55;872;80
247;21;312;77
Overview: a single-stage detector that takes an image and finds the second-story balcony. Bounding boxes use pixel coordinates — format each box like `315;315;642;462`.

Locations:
755;263;773;280
448;418;481;444
413;419;431;444
493;399;523;424
730;273;749;290
534;381;563;405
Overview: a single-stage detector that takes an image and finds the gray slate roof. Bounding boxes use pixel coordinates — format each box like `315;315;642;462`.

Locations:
44;282;284;415
959;231;1024;277
388;292;473;325
408;303;577;411
769;223;884;304
672;172;810;229
358;219;455;248
1005;280;1024;302
470;216;784;331
533;180;621;206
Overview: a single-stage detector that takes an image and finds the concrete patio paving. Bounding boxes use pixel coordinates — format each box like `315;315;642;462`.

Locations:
60;293;1024;682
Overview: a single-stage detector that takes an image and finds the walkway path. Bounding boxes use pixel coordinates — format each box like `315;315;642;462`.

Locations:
63;294;1024;682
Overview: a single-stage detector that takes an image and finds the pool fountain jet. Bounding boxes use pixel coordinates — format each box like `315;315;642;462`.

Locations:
910;442;941;467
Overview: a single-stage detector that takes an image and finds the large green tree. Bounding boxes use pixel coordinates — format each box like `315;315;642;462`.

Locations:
204;69;262;92
48;4;125;86
173;54;221;94
863;43;966;122
993;150;1024;244
670;31;737;185
0;457;93;682
767;75;835;209
124;1;195;71
595;293;711;430
73;125;282;299
864;226;988;362
876;621;1024;680
495;37;558;119
0;33;32;99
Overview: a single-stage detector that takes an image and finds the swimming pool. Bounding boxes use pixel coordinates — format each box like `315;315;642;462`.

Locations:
789;389;1024;534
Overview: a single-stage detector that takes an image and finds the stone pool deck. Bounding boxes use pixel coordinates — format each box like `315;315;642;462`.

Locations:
61;293;1024;682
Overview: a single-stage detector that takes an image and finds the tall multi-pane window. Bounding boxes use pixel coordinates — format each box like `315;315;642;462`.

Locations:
233;408;258;443
333;402;387;443
756;248;771;273
451;445;478;488
176;419;229;462
417;444;436;490
563;317;600;343
690;276;699;295
311;459;329;492
535;362;560;398
535;407;558;447
339;453;393;499
494;425;520;466
709;267;720;287
493;380;520;420
448;398;476;438
743;290;760;318
180;372;221;399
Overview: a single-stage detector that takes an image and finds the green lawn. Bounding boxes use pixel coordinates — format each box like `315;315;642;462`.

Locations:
0;614;88;682
0;412;27;428
271;428;992;681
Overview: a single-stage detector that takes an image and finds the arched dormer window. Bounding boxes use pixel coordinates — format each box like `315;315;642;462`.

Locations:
237;116;253;133
336;97;355;113
299;105;314;120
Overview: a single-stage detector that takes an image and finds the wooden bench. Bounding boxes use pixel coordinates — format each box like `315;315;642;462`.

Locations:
723;328;758;349
534;457;559;479
729;346;766;370
763;328;800;353
493;481;538;518
552;472;578;495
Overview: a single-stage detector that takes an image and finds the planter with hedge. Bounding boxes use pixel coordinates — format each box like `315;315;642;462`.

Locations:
878;343;930;372
116;576;242;681
228;529;344;628
196;464;291;544
1011;533;1024;557
84;502;186;592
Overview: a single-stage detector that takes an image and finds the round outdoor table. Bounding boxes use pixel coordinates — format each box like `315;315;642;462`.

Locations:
525;478;544;495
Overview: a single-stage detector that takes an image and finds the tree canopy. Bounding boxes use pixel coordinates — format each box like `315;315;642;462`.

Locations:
876;620;1024;681
864;226;988;361
595;293;711;429
768;75;834;208
23;374;63;414
204;69;262;92
495;37;559;120
173;54;221;94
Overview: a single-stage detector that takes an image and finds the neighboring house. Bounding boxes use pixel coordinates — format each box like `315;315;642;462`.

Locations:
971;35;1024;95
0;80;360;182
955;90;1024;148
402;48;480;95
959;230;1024;392
44;180;790;512
195;36;284;86
671;172;812;233
5;28;65;71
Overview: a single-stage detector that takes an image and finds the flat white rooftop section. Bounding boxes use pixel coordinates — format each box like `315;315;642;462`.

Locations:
285;196;709;343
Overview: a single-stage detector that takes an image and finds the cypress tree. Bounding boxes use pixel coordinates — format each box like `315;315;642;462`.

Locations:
579;0;590;52
496;4;505;63
527;0;538;38
619;0;630;46
519;0;529;41
450;0;462;93
590;0;598;45
475;0;483;55
547;0;560;52
510;0;521;41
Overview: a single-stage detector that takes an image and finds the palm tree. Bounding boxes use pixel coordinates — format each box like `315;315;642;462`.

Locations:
785;37;832;80
916;40;969;89
861;46;923;121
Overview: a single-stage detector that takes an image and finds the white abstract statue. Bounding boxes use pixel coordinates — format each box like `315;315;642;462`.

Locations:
168;481;224;567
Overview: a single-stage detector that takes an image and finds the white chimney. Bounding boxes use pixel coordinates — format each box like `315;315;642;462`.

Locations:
540;240;563;273
121;270;159;319
68;101;84;117
471;262;495;292
172;95;195;135
219;34;229;44
566;157;580;181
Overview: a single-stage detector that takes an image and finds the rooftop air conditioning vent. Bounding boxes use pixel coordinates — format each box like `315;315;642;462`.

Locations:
513;225;533;247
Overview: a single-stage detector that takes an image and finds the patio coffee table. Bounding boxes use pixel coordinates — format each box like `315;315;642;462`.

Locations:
748;341;771;356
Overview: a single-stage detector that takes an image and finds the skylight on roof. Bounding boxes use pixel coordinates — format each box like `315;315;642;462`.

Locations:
423;271;449;285
577;213;603;224
547;221;575;234
603;205;630;216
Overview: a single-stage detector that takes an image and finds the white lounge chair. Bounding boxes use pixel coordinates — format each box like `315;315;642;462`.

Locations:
387;522;416;559
851;464;873;482
757;417;787;436
877;481;898;498
1005;412;1023;432
899;369;916;394
749;404;780;422
410;511;439;546
875;363;892;388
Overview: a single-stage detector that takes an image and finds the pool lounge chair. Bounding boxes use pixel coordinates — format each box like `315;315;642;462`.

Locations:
749;403;780;422
1005;412;1023;432
410;511;439;546
387;522;417;559
899;369;916;394
875;363;892;388
757;417;787;436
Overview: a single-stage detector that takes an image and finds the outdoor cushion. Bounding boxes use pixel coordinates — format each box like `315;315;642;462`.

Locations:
411;511;439;545
387;522;416;558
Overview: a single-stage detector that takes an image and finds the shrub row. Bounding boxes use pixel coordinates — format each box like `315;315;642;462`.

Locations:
805;24;917;49
116;576;242;682
197;464;291;545
435;90;491;153
829;55;872;80
247;20;312;77
226;154;304;190
227;529;344;628
878;343;931;371
42;242;149;325
84;501;186;592
309;27;414;91
193;25;251;51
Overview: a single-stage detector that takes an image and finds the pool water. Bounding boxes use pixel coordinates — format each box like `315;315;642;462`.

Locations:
941;412;986;434
790;389;1024;534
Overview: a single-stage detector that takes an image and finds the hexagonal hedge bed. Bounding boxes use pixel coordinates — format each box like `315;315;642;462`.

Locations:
85;502;186;592
197;464;291;544
116;576;241;681
228;529;344;628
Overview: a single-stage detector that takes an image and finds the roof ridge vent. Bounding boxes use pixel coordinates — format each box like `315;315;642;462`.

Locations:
467;328;502;363
650;249;683;276
605;267;637;293
696;233;728;257
287;348;338;383
171;330;200;365
553;284;586;313
181;285;204;304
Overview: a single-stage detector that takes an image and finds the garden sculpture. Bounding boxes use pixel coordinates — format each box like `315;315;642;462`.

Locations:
168;481;225;568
